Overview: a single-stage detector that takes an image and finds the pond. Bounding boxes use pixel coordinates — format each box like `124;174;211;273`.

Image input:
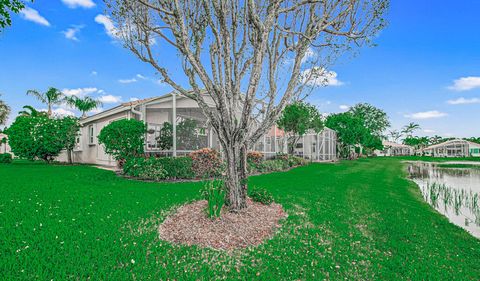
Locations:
407;162;480;239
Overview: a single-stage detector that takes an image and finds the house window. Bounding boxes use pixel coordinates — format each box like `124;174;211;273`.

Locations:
88;125;94;145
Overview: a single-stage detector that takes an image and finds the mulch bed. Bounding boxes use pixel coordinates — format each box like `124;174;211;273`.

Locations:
158;199;287;250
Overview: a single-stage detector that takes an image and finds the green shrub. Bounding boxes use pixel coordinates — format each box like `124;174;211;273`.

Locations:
155;157;194;179
249;187;274;205
261;159;289;172
98;119;146;162
6;115;77;162
123;156;195;180
189;148;222;178
0;153;12;163
200;179;225;218
123;157;167;181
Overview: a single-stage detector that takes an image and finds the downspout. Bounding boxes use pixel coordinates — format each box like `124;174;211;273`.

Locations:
130;105;143;120
131;105;146;154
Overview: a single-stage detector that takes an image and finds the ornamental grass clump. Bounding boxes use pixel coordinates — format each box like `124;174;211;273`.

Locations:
200;180;225;219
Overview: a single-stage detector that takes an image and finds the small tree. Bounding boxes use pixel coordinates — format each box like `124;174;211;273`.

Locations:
98;119;146;161
156;119;204;151
67;96;102;118
157;122;173;150
0;93;10;126
325;112;368;159
58;116;80;164
277;101;324;153
6;115;66;162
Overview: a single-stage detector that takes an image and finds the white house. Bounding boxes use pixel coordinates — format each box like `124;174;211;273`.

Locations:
375;140;414;157
422;139;480;157
57;91;338;166
0;133;12;154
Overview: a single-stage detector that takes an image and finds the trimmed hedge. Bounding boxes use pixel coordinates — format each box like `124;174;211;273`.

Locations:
123;157;195;180
248;154;307;174
123;150;308;181
0;153;12;164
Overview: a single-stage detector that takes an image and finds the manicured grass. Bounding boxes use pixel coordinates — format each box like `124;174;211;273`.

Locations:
1;158;480;280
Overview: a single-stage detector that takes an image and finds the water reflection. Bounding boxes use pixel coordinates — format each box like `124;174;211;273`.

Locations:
407;162;480;238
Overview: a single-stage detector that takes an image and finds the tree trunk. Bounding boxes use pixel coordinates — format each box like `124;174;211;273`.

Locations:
67;149;73;164
223;142;248;212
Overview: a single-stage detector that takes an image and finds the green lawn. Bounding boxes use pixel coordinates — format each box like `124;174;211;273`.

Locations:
1;158;479;280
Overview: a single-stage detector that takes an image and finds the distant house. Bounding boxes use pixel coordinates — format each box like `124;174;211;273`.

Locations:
375;140;413;156
0;133;11;154
57;91;338;166
422;139;480;157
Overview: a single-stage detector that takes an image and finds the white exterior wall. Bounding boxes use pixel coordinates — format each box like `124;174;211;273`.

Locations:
56;110;129;166
0;133;12;154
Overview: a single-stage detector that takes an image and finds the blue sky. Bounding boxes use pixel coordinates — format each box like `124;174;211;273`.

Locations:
1;0;479;137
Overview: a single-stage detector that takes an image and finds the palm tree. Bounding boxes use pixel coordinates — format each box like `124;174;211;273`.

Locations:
388;130;402;142
0;94;10;126
26;87;65;117
18;105;47;117
67;96;102;118
401;122;420;138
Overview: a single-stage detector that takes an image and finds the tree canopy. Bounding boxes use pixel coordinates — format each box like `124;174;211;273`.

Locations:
277;101;324;152
6;115;79;162
326;111;383;158
349;103;390;137
0;0;29;29
98;119;146;161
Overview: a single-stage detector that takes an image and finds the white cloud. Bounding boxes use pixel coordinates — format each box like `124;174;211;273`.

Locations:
62;0;96;8
118;78;137;84
20;7;50;27
301;47;317;64
40;108;75;117
447;97;480;105
404;110;447;120
95;14;119;38
99;95;122;104
339;105;350;111
423;129;436;133
91;71;98;76
129;97;139;102
448;76;480;91
62;87;98;97
62;25;83;41
301;67;344;87
136;74;147;80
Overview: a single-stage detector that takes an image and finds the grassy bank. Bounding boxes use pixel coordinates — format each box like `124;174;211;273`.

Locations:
1;158;479;280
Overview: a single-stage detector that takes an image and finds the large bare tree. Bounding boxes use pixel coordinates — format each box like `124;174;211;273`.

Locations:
106;0;388;211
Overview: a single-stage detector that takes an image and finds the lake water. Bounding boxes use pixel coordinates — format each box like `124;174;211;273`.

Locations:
407;162;480;238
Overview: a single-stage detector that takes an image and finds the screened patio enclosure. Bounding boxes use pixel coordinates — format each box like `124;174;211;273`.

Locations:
136;93;337;161
140;93;220;156
422;139;472;157
253;126;337;161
